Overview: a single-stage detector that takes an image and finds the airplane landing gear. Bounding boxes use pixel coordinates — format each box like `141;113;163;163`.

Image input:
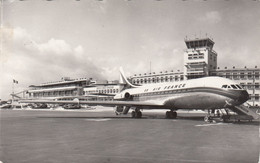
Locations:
204;109;214;123
166;111;177;119
204;115;213;123
131;108;142;118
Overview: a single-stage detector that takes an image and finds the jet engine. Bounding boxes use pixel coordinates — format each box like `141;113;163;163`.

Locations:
124;92;133;100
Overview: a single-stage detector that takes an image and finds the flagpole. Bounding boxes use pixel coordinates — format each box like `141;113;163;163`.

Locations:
12;80;14;105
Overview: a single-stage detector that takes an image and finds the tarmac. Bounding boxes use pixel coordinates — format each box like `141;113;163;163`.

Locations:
0;107;259;163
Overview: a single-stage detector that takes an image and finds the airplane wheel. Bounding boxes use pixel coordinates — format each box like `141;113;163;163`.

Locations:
136;111;142;118
172;111;177;119
204;116;209;122
166;111;170;119
224;118;228;123
131;111;136;118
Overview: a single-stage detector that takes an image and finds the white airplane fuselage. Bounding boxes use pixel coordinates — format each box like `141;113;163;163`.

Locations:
114;76;249;110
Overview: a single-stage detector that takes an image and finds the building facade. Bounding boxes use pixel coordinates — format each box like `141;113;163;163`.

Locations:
27;77;91;99
131;71;184;85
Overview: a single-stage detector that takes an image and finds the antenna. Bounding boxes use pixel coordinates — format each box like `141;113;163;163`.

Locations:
150;61;152;74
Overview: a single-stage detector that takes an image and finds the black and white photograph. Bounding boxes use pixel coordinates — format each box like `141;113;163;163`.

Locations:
0;0;259;163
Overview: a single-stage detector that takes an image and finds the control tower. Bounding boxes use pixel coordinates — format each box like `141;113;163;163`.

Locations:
184;37;217;80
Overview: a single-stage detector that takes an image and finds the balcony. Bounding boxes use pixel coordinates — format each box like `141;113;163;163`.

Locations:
28;86;77;93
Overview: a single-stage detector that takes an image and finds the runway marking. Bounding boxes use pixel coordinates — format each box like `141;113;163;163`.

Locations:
84;118;112;122
195;123;228;127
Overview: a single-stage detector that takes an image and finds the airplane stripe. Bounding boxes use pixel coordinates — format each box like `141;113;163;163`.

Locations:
134;87;240;100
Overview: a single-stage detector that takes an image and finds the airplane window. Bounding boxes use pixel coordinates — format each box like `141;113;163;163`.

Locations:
231;85;238;89
227;86;231;89
236;85;242;89
222;85;227;88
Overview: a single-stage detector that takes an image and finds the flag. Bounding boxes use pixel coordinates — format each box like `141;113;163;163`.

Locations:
13;79;18;84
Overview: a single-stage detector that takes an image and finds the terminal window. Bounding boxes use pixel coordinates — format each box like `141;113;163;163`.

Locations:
248;72;252;78
226;73;230;78
247;83;252;89
240;73;245;79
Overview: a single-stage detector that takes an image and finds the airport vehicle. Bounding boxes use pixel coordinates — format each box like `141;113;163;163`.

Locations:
20;68;258;122
63;104;81;109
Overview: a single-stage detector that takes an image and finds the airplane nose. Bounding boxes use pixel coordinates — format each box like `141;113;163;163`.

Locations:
238;90;249;103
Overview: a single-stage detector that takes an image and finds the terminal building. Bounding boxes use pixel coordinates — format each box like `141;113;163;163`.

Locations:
27;77;123;101
130;37;259;106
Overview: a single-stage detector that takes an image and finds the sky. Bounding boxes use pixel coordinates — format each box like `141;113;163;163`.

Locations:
1;0;260;100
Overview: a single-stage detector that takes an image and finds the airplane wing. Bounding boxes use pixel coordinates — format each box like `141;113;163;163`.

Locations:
19;99;165;109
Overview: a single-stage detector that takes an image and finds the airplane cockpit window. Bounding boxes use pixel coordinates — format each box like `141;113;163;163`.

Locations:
236;85;243;89
222;85;227;88
222;84;243;89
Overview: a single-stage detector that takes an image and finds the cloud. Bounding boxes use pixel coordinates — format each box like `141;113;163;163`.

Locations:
0;27;106;100
38;38;73;55
199;11;222;24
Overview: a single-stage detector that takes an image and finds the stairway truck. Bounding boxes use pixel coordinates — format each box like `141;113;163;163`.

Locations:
230;104;259;120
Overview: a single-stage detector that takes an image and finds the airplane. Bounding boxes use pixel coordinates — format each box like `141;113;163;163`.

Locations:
19;68;250;122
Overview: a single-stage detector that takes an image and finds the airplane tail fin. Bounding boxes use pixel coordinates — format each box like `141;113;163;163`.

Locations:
119;67;139;88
